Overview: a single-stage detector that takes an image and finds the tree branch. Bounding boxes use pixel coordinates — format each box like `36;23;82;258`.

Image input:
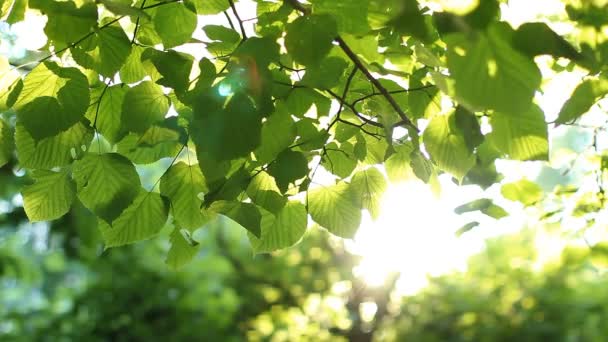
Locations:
228;0;247;39
284;0;418;132
328;65;358;130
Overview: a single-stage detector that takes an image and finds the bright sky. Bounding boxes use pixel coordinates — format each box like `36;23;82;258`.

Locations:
0;0;584;295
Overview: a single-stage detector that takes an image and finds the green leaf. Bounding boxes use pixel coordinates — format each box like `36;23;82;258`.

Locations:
322;142;357;178
454;198;508;219
121;81;170;133
153;2;197;48
166;227;200;269
142;49;194;93
389;0;430;42
203;25;241;44
29;0;97;48
350;167;387;220
285;14;338;66
15;122;93;169
160;162;209;230
191;0;230;14
454;106;484;152
301;56;348;89
455;221;480;237
246;172;287;214
233;37;280;68
71;25;132;78
85;84;127;144
191;91;262;161
100;190;169;247
249;202;308;253
445;23;541;113
423;111;475;181
210;201;262;238
410;152;433;183
501;179;543;205
0;118;13;167
308;182;361;238
312;0;370;35
268;150;309;193
14;62;90;140
22;169;75;222
116;125;182;164
254;104;297;164
489;105;548;161
385;143;415;183
119;45;148;84
513;22;580;60
555;79;608;125
72;153;141;223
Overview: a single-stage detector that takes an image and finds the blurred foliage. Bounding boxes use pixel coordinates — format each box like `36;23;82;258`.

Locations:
381;231;608;342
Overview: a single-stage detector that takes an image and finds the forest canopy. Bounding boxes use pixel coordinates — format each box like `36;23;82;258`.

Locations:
0;0;607;268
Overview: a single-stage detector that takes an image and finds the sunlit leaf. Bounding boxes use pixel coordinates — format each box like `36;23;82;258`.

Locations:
308;182;361;238
22;169;75;222
100;190;169;247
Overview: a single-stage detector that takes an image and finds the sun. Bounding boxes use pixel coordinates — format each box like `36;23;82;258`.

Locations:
349;176;489;295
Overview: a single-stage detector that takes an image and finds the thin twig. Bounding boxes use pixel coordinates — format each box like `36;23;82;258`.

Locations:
284;0;418;131
223;11;236;31
351;84;436;110
328;65;358;130
131;0;147;44
336;37;416;131
228;0;247;39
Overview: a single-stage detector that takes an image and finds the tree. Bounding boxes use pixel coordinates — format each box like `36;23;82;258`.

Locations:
0;0;607;267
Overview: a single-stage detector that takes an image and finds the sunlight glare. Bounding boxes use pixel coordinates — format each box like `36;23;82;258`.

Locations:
351;178;480;294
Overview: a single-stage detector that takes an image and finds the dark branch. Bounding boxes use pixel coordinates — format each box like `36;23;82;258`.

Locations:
131;0;147;44
328;65;358;130
336;37;417;131
228;0;247;39
284;0;418;132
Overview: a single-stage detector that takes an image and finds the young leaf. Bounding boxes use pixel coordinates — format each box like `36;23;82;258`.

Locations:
100;190;169;247
308;182;361;239
22;169;75;222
